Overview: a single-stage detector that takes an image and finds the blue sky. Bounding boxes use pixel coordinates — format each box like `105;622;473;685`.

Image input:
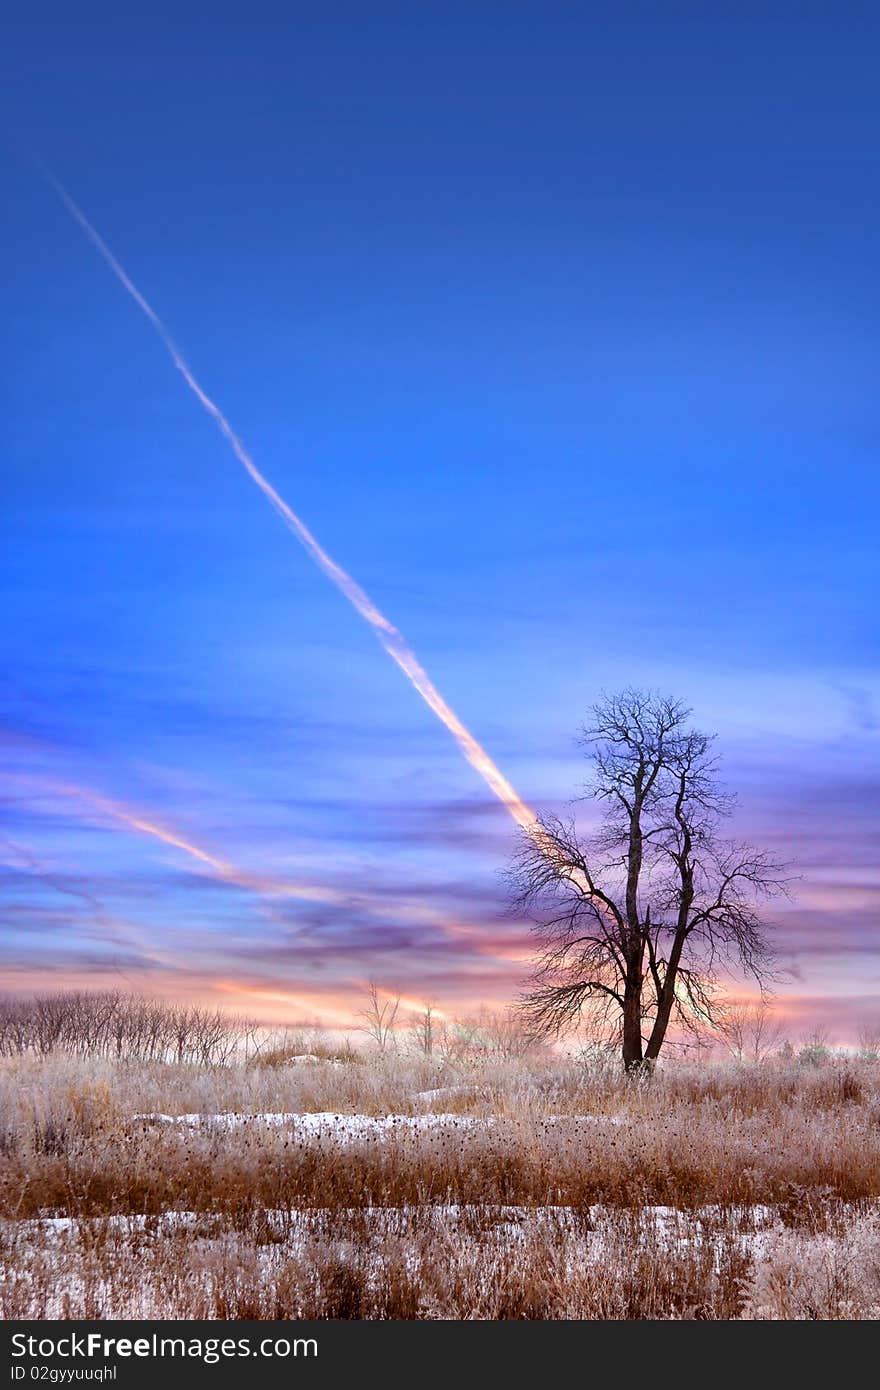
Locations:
2;4;878;1031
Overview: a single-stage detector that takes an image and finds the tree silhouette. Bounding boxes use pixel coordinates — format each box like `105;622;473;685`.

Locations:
511;690;788;1069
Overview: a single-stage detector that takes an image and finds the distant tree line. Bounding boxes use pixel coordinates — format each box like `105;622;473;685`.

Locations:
0;991;256;1066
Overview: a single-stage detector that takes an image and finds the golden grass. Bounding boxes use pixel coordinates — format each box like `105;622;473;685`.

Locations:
2;1048;880;1318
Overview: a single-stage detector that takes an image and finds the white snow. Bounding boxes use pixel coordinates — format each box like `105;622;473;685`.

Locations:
132;1110;493;1134
130;1110;624;1135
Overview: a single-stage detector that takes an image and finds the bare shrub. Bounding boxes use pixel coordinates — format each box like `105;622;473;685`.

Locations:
717;999;784;1064
407;1003;438;1058
355;982;401;1053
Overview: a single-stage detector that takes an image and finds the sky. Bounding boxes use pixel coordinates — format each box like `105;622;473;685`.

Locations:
2;4;878;1036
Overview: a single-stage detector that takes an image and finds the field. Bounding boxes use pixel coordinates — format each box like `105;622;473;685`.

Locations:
2;1000;880;1320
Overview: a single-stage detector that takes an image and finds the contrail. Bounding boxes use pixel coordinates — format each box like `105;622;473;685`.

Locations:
12;770;517;954
16;771;366;906
46;175;541;839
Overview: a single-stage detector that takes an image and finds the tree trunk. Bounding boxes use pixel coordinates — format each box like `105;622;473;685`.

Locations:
643;1001;672;1063
622;979;644;1070
644;854;693;1062
622;779;646;1070
644;928;687;1061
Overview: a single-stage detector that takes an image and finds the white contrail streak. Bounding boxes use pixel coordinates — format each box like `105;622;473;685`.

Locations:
13;770;515;954
46;175;541;839
11;770;342;904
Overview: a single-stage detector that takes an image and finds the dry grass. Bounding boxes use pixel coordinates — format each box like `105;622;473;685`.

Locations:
3;1045;880;1318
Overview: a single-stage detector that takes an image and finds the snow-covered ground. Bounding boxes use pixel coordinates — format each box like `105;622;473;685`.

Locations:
131;1110;623;1134
16;1201;777;1245
6;1103;878;1318
132;1110;491;1133
0;1199;822;1319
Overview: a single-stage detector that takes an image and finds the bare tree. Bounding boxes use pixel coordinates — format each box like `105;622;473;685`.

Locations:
717;998;784;1063
408;1001;438;1057
356;981;400;1052
857;1022;880;1062
511;690;788;1070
